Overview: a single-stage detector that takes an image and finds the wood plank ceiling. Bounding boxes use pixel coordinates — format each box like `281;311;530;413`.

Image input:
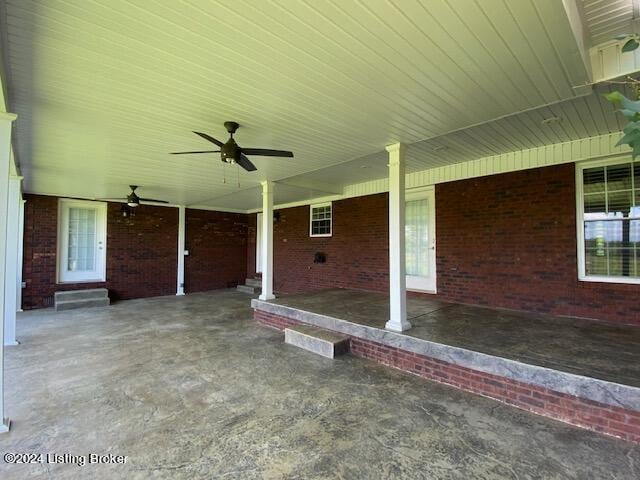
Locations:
1;0;598;209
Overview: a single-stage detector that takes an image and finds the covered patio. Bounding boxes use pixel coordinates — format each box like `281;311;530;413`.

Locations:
1;0;640;475
1;290;638;479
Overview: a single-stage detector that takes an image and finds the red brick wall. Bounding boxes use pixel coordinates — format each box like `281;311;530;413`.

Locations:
22;195;250;308
268;193;389;294
436;163;640;325
22;194;178;309
184;209;248;293
249;164;638;325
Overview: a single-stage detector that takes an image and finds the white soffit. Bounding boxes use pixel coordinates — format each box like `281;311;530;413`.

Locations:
2;0;592;208
287;85;624;197
581;0;637;46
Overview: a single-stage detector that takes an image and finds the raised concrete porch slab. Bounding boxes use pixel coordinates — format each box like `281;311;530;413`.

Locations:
252;289;640;443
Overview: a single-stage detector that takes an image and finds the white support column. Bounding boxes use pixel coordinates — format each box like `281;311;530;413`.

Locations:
0;111;17;433
259;180;275;301
4;175;22;346
176;206;186;296
385;143;411;332
16;199;25;312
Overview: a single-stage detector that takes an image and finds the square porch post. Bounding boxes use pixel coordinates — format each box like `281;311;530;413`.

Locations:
176;205;186;296
385;143;411;332
16;198;25;313
4;175;22;346
0;111;17;433
259;180;275;301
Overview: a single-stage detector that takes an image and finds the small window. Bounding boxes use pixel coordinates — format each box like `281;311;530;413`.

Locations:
577;159;640;284
310;203;332;237
58;199;107;283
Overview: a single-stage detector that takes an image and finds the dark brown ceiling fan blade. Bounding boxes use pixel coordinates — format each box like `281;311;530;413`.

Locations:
139;198;169;203
194;131;224;147
170;150;220;154
236;154;257;172
241;148;294;157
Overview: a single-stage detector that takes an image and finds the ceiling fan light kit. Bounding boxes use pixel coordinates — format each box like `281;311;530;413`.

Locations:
99;185;169;208
171;121;294;173
104;123;292;212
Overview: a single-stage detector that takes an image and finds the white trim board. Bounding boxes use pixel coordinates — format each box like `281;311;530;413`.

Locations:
248;132;629;213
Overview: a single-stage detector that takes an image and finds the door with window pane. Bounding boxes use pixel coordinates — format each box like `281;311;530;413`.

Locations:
58;200;107;282
406;187;436;292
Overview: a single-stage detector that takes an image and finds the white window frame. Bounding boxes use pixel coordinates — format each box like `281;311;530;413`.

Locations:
309;202;332;237
576;156;640;285
57;199;107;283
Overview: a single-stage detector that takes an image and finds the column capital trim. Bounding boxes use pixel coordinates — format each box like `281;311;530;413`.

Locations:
385;142;405;154
0;112;17;122
260;180;274;194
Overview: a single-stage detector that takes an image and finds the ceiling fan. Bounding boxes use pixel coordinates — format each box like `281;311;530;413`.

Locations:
102;185;169;207
170;121;294;172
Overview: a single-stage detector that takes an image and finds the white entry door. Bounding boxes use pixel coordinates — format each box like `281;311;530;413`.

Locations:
405;187;436;293
256;213;263;273
58;199;107;283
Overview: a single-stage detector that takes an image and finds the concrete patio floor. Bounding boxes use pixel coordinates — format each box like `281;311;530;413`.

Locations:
273;289;640;387
0;290;638;479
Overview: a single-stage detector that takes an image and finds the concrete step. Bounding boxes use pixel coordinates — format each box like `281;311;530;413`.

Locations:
55;297;110;312
284;325;350;359
54;288;109;302
237;284;261;294
245;278;261;288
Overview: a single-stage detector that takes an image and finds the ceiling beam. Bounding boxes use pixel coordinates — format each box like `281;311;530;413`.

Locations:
559;0;593;92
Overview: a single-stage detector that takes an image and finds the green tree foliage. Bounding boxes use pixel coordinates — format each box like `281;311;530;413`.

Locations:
604;35;640;156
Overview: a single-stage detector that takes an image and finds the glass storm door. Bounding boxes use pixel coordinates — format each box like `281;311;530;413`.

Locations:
405;187;436;292
58;199;107;283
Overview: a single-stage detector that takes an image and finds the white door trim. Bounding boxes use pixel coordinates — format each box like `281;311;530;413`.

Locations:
57;199;107;283
406;186;436;293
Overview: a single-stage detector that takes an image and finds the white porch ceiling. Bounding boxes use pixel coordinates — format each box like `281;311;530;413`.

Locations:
207;84;626;211
2;0;594;209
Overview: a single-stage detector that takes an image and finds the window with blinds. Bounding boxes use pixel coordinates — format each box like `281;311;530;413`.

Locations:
67;207;97;272
579;159;640;282
406;199;429;277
